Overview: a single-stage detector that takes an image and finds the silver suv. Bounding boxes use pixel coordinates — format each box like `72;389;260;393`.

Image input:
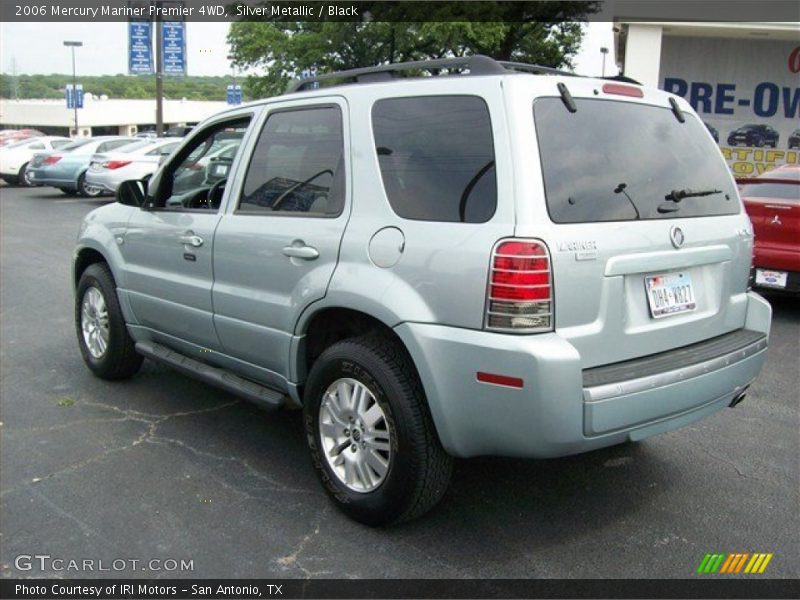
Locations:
73;56;771;525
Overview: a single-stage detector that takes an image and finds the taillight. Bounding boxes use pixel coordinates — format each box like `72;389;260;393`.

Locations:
43;156;62;165
103;160;131;170
486;239;553;332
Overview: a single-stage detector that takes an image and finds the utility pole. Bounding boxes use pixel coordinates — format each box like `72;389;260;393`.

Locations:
155;13;164;136
63;41;83;136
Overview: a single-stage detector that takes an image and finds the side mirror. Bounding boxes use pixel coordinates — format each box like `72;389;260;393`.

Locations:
116;179;146;207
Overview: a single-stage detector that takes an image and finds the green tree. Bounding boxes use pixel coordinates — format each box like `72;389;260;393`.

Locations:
228;2;598;97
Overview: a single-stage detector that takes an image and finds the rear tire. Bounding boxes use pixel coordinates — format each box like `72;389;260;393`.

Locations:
75;263;143;380
304;335;453;526
59;187;76;195
77;172;103;198
18;163;33;187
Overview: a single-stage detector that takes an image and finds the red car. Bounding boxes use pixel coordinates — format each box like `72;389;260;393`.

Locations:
739;164;800;293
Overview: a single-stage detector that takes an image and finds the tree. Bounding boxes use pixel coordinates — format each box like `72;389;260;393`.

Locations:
228;2;599;97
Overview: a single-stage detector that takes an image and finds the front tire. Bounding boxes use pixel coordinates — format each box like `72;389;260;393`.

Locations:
304;335;453;526
75;263;143;380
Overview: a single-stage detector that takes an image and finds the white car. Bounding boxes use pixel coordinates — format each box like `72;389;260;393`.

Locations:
0;136;72;186
84;138;183;194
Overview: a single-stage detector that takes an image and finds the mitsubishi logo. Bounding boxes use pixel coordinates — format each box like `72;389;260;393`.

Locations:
771;215;782;226
670;226;685;249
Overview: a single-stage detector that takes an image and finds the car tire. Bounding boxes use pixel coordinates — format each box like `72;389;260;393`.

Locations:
303;335;453;526
75;263;143;380
18;163;33;187
59;187;76;195
77;172;103;198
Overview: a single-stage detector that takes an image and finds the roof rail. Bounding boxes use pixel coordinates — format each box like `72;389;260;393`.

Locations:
284;55;573;94
496;61;577;78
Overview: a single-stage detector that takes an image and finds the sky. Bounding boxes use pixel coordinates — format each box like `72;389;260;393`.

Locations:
0;21;617;79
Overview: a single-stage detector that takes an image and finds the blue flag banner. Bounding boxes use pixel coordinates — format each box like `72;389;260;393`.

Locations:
128;21;153;75
162;21;187;76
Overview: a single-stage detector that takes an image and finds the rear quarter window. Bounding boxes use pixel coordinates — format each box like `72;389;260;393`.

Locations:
372;95;497;223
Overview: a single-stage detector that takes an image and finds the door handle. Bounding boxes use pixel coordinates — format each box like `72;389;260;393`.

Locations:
179;232;204;247
282;243;319;260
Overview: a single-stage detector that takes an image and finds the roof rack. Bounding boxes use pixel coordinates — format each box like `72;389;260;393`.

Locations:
284;54;574;94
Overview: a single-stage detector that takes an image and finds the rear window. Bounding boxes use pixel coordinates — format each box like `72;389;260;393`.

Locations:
534;98;740;223
740;182;800;202
372;96;496;223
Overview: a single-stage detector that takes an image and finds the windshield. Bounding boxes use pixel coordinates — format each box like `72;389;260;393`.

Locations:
533;98;739;223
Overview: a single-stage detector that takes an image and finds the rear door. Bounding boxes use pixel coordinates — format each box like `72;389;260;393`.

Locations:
211;97;350;381
515;82;753;368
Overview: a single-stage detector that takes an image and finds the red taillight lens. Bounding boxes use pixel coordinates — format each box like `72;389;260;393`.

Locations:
486;239;553;332
103;160;131;170
43;155;62;165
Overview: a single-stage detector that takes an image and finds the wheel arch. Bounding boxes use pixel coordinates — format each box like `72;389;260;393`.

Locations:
296;307;414;385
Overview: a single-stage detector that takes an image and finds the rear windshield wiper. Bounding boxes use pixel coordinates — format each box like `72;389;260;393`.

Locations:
663;188;722;203
658;188;723;213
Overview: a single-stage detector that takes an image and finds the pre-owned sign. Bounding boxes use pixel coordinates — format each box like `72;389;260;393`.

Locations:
660;37;799;175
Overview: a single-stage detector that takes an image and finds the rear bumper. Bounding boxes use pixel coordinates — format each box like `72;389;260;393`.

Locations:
25;167;77;188
84;170;119;193
395;292;771;459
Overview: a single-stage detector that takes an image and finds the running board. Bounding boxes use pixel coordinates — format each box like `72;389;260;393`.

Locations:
135;341;286;411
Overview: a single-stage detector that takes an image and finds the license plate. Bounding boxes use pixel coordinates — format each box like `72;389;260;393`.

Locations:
645;271;697;318
755;268;787;288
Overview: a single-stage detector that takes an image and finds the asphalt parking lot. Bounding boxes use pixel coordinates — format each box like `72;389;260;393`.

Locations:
1;184;798;580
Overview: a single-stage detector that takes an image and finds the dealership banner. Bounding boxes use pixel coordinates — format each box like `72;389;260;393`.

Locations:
660;37;800;176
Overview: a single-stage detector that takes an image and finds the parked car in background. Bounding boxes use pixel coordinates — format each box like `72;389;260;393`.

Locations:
0;128;45;147
703;121;719;143
165;125;194;137
788;129;800;150
135;130;158;139
26;136;138;197
85;138;183;194
727;124;779;147
740;165;800;294
0;136;71;186
172;137;242;193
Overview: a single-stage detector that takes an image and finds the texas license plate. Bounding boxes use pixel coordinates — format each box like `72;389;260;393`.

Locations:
755;268;787;288
645;271;697;318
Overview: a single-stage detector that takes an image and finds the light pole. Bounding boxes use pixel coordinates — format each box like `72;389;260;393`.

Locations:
63;40;82;137
600;46;609;77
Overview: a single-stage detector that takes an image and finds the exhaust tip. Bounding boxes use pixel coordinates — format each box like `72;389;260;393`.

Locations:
729;386;750;408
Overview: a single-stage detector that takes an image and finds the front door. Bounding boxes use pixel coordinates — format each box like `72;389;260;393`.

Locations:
121;113;254;351
212;98;350;382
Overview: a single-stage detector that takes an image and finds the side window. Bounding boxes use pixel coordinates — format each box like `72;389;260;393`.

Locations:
155;117;250;211
52;140;72;149
29;142;45;150
372;96;497;223
239;106;345;216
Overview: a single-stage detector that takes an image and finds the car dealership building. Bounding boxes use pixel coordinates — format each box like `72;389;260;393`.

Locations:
614;20;800;175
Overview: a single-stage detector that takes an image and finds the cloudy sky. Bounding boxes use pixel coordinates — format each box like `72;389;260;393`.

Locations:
0;21;617;79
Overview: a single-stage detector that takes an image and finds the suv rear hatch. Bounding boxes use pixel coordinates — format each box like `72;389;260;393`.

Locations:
516;80;753;368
